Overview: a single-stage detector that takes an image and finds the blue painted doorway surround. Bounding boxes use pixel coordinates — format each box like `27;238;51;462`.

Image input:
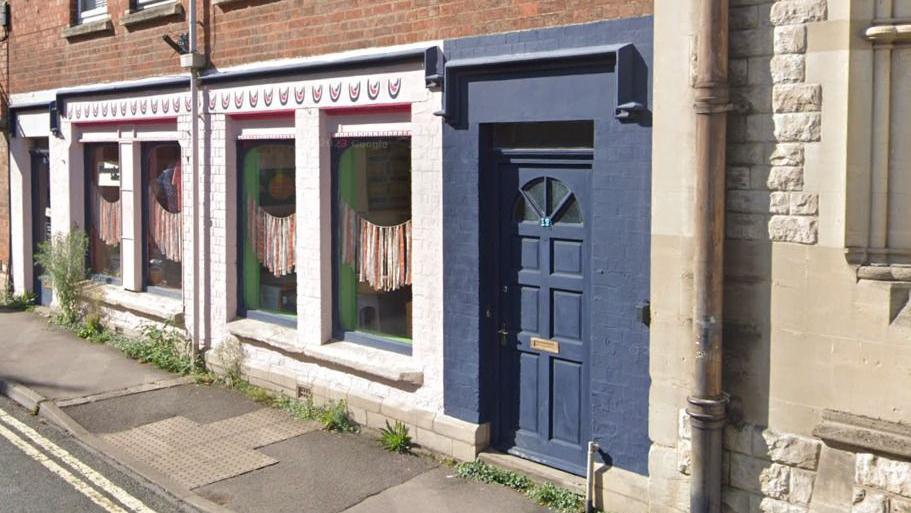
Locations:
441;17;654;476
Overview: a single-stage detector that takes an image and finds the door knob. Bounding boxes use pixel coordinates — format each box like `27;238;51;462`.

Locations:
497;323;509;346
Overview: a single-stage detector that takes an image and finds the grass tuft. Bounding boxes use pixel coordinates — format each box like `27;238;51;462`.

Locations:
378;420;413;454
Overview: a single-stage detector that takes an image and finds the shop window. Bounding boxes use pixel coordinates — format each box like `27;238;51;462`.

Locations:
85;143;121;280
78;0;108;23
143;143;182;292
334;138;412;351
239;141;297;322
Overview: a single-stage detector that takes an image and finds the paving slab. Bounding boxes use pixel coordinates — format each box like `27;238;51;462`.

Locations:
195;430;437;513
343;466;551;513
63;384;263;433
0;311;171;401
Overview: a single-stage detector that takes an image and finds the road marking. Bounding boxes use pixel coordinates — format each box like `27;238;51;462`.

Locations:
0;407;158;513
0;421;130;513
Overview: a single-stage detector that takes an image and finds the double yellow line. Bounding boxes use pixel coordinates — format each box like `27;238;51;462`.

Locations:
0;406;158;513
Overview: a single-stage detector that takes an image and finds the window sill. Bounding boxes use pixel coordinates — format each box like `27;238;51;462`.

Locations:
83;282;184;325
121;2;184;28
212;0;282;8
62;16;114;39
857;264;911;282
226;318;424;387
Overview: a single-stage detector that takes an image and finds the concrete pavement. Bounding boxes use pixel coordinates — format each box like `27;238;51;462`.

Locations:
0;394;188;513
0;310;173;402
0;310;551;513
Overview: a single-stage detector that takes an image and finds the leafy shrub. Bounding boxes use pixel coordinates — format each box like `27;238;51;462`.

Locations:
319;400;358;433
34;230;88;326
111;323;201;375
379;420;412;454
455;460;532;491
3;292;36;311
526;483;584;513
76;313;110;343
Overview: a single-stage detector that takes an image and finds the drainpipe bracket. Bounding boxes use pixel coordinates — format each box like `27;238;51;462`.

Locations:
180;51;206;71
686;393;729;429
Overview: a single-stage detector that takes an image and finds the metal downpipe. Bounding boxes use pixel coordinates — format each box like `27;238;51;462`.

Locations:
188;0;200;360
689;1;730;512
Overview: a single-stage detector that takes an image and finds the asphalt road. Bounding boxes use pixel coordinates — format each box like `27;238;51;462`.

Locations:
0;394;192;513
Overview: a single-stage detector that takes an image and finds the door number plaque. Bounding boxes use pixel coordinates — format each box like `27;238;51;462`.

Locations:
531;337;560;354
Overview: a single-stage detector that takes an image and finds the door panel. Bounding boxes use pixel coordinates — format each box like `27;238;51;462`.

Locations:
495;154;591;475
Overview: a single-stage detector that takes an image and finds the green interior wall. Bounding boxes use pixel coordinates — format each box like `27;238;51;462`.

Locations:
242;148;261;310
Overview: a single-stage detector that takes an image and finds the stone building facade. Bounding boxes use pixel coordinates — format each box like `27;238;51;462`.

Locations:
653;1;911;512
6;0;911;512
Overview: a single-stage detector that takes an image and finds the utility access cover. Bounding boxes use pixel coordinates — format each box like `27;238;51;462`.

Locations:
103;408;318;489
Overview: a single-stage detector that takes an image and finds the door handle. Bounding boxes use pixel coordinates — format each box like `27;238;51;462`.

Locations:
497;324;509;346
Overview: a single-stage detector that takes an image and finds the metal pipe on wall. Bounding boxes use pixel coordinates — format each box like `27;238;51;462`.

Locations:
187;0;200;359
689;1;730;512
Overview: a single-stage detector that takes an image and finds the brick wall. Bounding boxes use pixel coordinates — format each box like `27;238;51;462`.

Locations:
7;0;652;94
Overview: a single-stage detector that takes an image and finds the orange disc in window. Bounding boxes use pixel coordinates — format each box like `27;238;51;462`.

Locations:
268;172;294;200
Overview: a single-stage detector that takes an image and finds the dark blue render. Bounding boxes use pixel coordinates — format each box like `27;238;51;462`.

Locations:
441;16;653;476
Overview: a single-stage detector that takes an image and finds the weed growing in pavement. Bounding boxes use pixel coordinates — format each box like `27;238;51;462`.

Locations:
454;460;587;513
379;420;413;454
526;483;585;513
108;322;204;375
219;377;358;433
34;230;88;326
318;399;358;433
76;313;110;343
1;291;36;311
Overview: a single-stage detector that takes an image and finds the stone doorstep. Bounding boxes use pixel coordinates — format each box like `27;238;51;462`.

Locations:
478;450;587;494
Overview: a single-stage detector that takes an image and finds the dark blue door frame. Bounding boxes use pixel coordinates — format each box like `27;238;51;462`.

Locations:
489;147;593;475
30;149;52;306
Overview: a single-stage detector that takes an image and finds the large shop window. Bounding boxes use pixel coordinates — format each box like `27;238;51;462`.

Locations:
239;142;297;323
86;143;121;281
334;138;412;351
143;143;182;292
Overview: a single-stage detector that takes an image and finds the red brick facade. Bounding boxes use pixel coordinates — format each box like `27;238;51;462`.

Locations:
7;0;652;94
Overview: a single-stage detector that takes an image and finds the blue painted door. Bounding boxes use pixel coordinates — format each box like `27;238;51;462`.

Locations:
495;150;592;475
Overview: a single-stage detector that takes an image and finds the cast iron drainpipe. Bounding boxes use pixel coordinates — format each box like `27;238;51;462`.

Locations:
182;0;204;361
689;1;731;513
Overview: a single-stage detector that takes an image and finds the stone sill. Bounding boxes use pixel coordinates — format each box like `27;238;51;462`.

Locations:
121;2;184;28
813;409;911;460
857;264;911;282
213;0;281;7
62;16;114;39
226;318;424;387
82;283;184;325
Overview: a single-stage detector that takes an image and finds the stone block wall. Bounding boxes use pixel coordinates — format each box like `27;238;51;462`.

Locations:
727;0;826;245
854;454;911;513
677;410;825;513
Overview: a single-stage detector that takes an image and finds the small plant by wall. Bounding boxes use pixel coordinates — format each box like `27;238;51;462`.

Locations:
454;460;586;513
34;230;88;326
379;420;413;454
111;323;203;375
